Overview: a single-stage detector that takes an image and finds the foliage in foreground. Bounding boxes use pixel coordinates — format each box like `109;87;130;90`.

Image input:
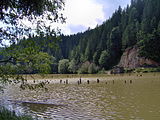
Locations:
0;39;53;90
0;107;33;120
0;0;65;44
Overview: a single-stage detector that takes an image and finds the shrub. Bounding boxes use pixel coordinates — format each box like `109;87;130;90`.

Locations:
78;61;90;74
58;59;69;74
88;63;99;74
0;107;33;120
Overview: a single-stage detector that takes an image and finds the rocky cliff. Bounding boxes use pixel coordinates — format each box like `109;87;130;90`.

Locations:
118;46;160;69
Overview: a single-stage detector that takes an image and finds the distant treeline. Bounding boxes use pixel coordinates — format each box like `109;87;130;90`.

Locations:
2;0;160;74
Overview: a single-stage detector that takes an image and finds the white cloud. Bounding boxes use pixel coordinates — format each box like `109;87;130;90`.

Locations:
65;0;104;27
60;0;105;34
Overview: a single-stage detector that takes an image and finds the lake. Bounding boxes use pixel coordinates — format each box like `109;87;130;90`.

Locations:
0;73;160;120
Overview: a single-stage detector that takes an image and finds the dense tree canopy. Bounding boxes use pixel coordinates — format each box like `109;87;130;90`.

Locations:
51;0;160;72
1;0;160;75
0;0;65;44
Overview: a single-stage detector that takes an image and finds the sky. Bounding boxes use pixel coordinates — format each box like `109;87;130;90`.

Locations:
0;0;131;38
58;0;131;35
0;0;131;46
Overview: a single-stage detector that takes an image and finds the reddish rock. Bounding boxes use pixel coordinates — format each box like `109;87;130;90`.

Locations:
118;46;160;69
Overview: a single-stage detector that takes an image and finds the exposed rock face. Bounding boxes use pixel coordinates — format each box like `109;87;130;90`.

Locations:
118;46;160;69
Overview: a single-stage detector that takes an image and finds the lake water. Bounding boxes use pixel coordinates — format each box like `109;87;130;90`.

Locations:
0;73;160;120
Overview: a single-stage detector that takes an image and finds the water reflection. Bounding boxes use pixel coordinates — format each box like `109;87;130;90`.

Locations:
1;73;160;120
21;102;64;113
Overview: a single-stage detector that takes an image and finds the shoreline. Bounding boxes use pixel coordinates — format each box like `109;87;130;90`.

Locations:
23;72;160;84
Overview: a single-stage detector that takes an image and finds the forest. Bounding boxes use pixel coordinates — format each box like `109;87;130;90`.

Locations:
1;0;160;74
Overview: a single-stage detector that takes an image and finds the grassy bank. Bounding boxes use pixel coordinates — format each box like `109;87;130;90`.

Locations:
124;67;160;73
0;107;33;120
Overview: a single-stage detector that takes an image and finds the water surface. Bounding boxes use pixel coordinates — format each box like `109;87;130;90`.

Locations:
1;73;160;120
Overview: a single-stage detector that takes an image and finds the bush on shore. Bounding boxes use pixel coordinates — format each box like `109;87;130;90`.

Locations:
0;107;33;120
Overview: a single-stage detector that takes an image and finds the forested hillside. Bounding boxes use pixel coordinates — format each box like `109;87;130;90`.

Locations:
55;0;160;73
3;0;160;74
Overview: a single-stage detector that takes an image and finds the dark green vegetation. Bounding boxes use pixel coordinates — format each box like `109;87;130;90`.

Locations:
1;0;160;75
58;0;160;73
0;107;33;120
7;0;160;74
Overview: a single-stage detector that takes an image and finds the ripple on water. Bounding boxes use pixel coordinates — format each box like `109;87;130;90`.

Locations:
1;75;160;120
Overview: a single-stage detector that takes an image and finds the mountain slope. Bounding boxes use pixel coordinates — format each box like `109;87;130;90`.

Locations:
58;0;160;70
5;0;160;74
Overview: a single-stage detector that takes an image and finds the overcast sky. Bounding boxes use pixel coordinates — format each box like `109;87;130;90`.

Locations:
58;0;131;35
